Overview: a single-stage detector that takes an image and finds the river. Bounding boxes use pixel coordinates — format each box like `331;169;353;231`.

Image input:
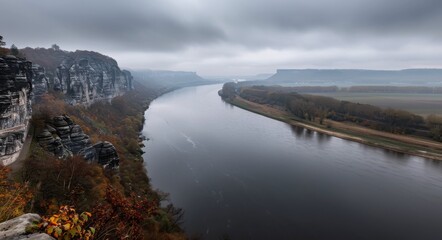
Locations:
142;84;442;240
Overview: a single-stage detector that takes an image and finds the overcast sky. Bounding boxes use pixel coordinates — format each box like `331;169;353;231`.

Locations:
1;0;442;76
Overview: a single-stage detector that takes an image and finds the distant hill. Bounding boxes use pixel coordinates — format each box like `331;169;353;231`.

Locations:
132;70;214;94
205;73;273;82
262;69;442;86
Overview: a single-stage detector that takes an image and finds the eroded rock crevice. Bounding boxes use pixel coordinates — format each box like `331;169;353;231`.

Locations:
37;115;119;168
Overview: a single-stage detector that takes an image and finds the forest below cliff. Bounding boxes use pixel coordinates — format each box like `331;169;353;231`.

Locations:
4;82;186;239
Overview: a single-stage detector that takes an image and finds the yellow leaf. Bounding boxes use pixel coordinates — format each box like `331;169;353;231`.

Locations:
63;223;71;230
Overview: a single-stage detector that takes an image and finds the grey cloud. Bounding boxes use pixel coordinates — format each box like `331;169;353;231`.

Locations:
1;0;225;51
1;0;442;75
211;0;442;33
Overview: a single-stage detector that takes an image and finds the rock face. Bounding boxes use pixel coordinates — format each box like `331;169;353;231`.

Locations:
0;48;129;167
53;57;133;104
80;141;120;168
0;213;54;240
0;55;32;166
31;64;49;100
37;115;119;168
21;48;133;105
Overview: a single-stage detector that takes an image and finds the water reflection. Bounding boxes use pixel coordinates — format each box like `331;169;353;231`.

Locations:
424;157;442;168
316;131;332;143
290;125;305;137
222;99;234;109
381;149;410;161
357;142;411;164
289;125;331;144
304;129;314;139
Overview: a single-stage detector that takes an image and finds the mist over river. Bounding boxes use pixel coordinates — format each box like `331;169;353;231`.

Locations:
142;84;442;240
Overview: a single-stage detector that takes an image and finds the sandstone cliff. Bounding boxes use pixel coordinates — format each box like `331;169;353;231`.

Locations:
37;115;120;168
0;55;32;166
22;48;133;104
0;47;130;167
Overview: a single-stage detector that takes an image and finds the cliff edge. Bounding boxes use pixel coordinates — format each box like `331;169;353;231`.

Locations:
0;55;32;166
21;47;133;105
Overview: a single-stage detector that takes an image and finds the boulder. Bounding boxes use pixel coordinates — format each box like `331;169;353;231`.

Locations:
38;115;119;168
0;213;54;240
69;124;91;154
92;141;119;168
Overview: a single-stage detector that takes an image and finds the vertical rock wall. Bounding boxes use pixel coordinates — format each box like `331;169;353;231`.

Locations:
1;49;130;167
20;48;134;105
31;64;49;100
0;56;32;166
52;56;133;105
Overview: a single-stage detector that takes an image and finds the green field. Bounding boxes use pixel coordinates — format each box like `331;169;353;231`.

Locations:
315;92;442;116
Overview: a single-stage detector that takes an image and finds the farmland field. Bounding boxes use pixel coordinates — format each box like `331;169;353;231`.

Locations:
314;92;442;116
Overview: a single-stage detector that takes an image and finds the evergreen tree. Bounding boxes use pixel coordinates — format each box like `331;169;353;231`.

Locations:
0;36;5;47
10;44;19;56
51;43;60;51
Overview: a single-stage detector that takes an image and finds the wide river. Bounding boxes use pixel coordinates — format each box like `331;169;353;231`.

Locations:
142;84;442;240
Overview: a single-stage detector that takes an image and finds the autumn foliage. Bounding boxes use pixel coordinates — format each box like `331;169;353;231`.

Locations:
90;186;157;239
0;165;32;222
23;84;186;239
37;205;95;240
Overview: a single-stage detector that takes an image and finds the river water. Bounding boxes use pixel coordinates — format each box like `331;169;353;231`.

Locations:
142;84;442;240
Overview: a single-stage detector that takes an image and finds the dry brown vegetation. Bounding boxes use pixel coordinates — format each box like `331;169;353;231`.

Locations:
14;84;187;239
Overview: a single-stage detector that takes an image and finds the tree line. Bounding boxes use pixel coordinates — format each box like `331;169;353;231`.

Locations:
223;82;442;94
221;83;441;140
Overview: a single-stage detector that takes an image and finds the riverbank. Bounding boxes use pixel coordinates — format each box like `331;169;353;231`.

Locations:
224;95;442;161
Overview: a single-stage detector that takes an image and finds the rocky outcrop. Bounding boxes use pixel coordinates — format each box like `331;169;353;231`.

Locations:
54;57;133;105
80;141;120;168
0;55;32;166
0;213;54;240
21;48;133;105
0;48;130;167
37;115;119;168
31;64;49;100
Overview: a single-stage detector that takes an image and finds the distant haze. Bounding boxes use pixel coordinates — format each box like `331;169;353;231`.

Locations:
1;0;442;76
